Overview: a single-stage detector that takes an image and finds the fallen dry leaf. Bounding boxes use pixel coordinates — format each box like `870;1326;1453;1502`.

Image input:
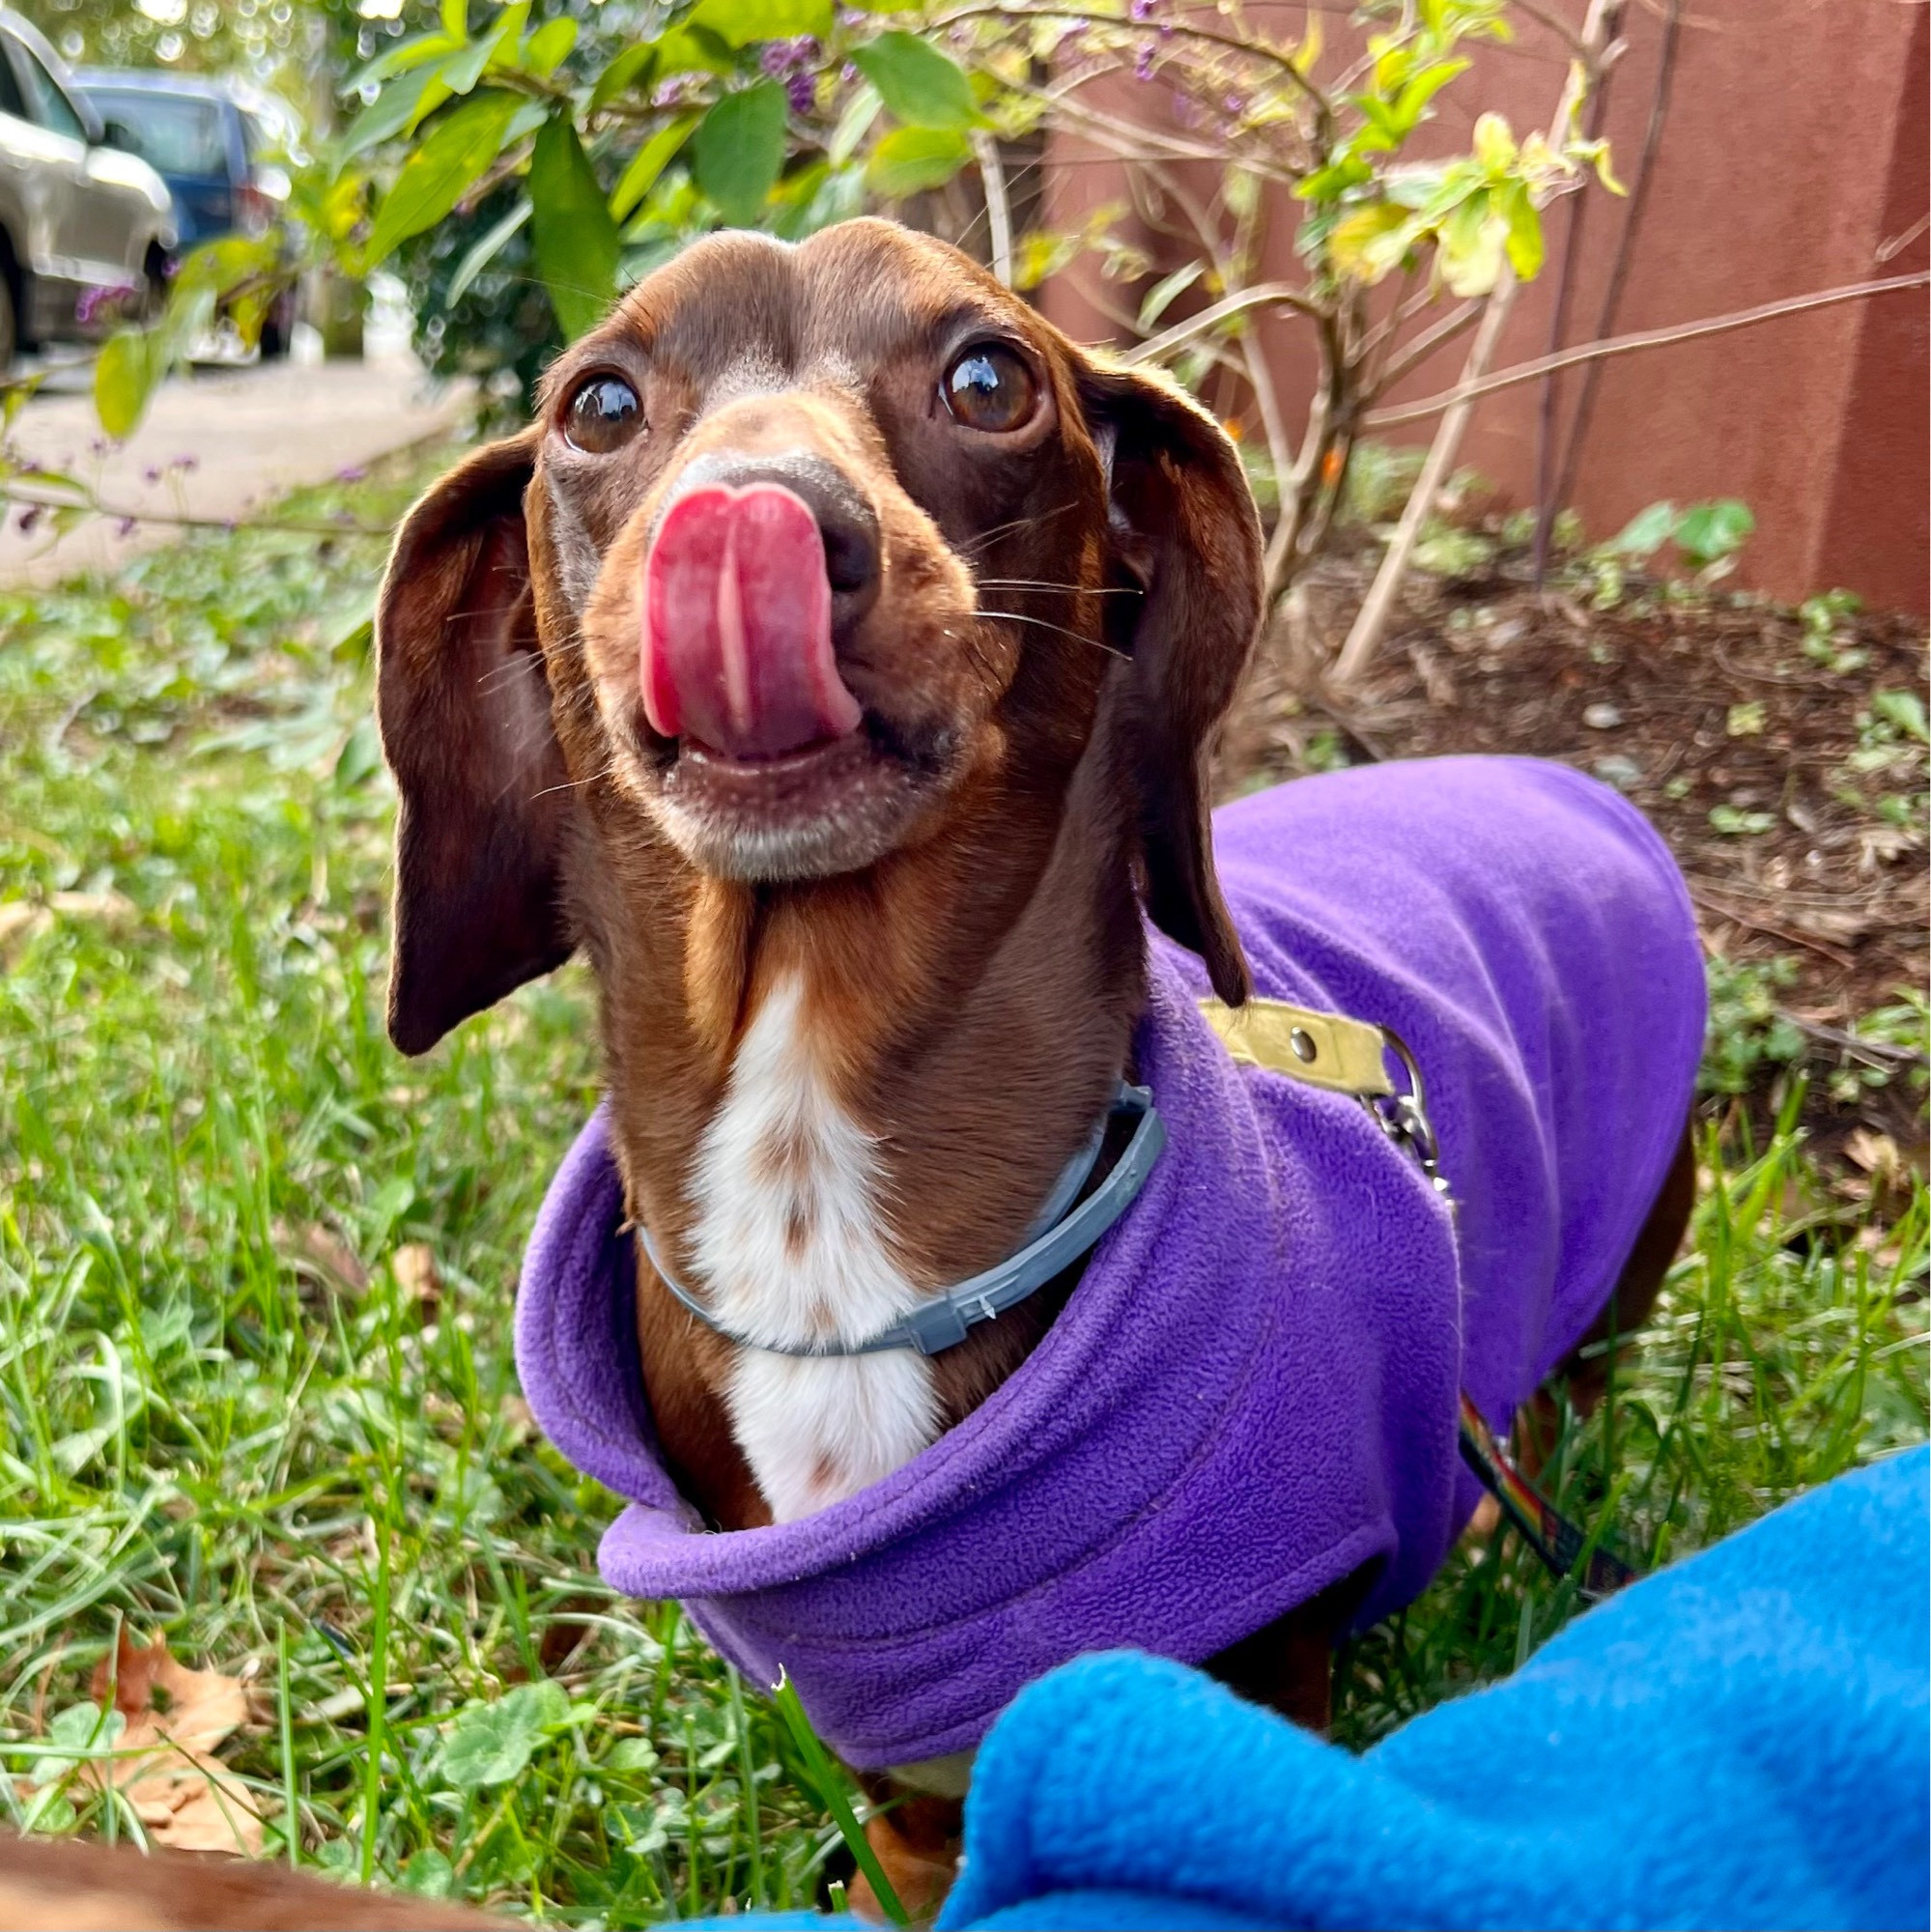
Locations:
47;890;139;925
0;901;53;952
80;1633;265;1856
279;1220;370;1296
1842;1129;1903;1180
390;1241;441;1309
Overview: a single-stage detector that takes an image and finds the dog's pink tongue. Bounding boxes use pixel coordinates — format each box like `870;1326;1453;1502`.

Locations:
641;483;860;757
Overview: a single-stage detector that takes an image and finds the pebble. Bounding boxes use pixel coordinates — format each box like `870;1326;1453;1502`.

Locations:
1593;755;1643;792
1583;702;1623;729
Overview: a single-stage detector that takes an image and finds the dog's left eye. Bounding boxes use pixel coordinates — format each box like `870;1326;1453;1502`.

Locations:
564;375;644;454
942;344;1037;434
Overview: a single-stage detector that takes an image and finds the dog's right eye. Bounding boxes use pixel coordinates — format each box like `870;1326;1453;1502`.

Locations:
564;376;644;454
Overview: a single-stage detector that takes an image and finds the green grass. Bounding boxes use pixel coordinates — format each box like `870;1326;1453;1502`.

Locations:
1;447;1925;1921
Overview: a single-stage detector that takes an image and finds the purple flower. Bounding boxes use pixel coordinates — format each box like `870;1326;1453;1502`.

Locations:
142;465;162;486
761;34;818;76
1129;0;1157;19
787;71;815;114
15;503;42;533
1134;38;1155;80
89;437;112;458
73;281;134;326
169;453;198;473
334;464;368;484
117;517;138;538
1223;91;1245;116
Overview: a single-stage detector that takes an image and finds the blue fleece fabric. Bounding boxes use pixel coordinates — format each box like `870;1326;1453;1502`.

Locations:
938;1448;1930;1932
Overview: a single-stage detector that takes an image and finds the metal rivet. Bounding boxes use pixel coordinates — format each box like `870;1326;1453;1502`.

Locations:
1290;1026;1318;1063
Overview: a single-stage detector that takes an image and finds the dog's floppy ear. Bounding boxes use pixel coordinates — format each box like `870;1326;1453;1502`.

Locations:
1079;357;1263;1006
375;430;576;1056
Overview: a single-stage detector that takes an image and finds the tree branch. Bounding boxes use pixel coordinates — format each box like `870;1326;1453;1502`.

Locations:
1331;0;1622;685
1120;280;1325;365
972;130;1013;287
1362;271;1931;428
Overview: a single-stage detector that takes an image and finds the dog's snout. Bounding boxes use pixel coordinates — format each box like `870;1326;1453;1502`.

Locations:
666;451;881;641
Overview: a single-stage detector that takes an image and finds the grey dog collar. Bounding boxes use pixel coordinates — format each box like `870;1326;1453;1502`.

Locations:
639;1082;1165;1358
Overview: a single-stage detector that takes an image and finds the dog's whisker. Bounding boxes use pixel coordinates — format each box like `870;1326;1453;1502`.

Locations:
957;502;1079;558
975;578;1140;596
977;608;1128;660
528;759;621;801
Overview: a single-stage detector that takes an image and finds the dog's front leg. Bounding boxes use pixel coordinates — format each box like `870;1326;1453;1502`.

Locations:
850;1776;966;1924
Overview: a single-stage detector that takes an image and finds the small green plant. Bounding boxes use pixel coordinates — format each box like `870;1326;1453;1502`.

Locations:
1585;497;1756;606
1800;589;1867;673
1701;954;1804;1096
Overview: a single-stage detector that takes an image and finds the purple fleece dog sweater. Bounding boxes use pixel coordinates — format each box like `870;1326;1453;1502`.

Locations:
514;757;1705;1771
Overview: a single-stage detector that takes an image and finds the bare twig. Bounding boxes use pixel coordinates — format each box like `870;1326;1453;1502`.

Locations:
1331;287;1519;682
1362;298;1483;400
937;4;1338;131
1121;281;1323;365
1332;0;1626;686
1551;0;1683;526
2;486;390;539
1362;271;1931;428
972;131;1013;287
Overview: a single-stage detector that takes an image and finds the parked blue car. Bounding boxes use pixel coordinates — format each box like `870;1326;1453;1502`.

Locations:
72;70;300;356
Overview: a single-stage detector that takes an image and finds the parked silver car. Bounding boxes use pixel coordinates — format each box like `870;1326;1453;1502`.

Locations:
0;10;175;373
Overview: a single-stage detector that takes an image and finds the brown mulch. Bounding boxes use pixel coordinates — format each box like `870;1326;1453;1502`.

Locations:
1211;545;1929;1171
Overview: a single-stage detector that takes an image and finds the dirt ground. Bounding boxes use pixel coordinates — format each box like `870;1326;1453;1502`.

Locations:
1213;540;1929;1174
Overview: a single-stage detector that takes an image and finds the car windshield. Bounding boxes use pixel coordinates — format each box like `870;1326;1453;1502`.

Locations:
88;89;226;175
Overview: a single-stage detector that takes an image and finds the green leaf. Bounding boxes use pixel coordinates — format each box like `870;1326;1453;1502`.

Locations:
1294;155;1372;203
1136;260;1205;330
440;0;467;43
1673;497;1754;568
438;1681;569;1790
1874;689;1929;744
686;0;831;50
693;82;787;226
1471;110;1516;172
652;24;733;77
1436;187;1506;296
1327;201;1409;282
346;30;457;93
611;113;700;221
365;91;529;268
589;42;659;113
1605;499;1677;560
440;6;521;94
827;80;881;166
530;114;620;338
95;328;161;440
865;124;970;197
851;32;975;131
523;16;578;78
341;65;446;159
445;196;531;304
1392;55;1468;131
1497;177;1543;279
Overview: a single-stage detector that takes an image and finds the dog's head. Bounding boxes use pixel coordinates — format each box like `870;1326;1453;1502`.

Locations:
376;218;1263;1055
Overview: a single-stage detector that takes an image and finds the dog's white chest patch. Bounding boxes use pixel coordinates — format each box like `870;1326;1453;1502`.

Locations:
690;975;938;1521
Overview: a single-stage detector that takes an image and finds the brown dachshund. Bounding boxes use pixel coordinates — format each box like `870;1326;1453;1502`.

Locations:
365;216;1694;1918
4;218;1692;1926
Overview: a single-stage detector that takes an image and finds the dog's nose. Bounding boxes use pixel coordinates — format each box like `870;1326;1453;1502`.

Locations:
667;452;880;644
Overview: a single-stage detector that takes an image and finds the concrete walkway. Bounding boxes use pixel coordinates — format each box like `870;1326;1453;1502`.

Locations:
0;353;472;588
